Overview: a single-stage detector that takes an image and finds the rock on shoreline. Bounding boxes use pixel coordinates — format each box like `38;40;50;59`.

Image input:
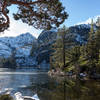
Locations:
0;90;40;100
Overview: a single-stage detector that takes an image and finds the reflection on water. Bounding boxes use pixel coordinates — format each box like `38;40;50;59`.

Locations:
0;68;100;100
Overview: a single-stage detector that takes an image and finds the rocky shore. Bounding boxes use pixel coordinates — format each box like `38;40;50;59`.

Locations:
48;69;100;80
0;89;40;100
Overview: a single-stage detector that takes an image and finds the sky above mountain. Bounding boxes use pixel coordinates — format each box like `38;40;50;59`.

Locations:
62;0;100;26
1;0;100;38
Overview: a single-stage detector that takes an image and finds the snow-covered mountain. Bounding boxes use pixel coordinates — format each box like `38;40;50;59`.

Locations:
0;33;38;67
0;16;99;68
0;25;90;68
0;32;36;48
76;15;100;25
0;33;36;58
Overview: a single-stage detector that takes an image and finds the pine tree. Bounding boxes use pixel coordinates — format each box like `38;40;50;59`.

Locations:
51;26;66;69
79;18;100;75
30;41;38;56
51;26;73;69
66;46;81;76
94;17;100;73
82;19;98;75
0;0;68;32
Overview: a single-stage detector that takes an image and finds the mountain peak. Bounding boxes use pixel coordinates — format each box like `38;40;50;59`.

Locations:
17;32;36;39
76;15;100;25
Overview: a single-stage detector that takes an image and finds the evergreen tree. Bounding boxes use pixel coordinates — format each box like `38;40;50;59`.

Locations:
2;49;16;68
79;18;100;75
0;94;13;100
0;0;68;32
30;41;38;56
81;19;98;75
51;26;66;69
51;26;73;69
94;17;100;73
9;49;16;68
66;46;81;76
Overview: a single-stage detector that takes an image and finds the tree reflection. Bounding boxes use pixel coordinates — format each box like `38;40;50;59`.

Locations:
30;76;100;100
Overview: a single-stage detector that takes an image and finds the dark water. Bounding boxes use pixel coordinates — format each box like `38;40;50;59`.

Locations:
0;68;100;100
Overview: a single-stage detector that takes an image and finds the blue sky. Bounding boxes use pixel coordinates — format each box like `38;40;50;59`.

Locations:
1;0;100;37
62;0;100;26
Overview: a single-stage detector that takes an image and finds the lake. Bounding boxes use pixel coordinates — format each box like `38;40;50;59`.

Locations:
0;68;100;100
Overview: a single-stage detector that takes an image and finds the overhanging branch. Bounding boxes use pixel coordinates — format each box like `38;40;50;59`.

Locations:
0;0;9;28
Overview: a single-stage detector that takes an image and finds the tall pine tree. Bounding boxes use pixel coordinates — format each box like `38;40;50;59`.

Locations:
83;19;98;75
51;26;71;69
66;46;81;76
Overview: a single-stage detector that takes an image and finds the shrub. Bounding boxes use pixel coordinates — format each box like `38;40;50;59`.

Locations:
0;94;13;100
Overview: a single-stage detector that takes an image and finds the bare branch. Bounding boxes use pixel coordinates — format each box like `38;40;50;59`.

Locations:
10;0;46;6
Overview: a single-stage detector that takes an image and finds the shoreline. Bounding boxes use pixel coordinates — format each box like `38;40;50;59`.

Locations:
48;69;100;80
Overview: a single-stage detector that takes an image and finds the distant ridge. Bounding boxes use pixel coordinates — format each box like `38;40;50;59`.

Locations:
76;15;100;25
